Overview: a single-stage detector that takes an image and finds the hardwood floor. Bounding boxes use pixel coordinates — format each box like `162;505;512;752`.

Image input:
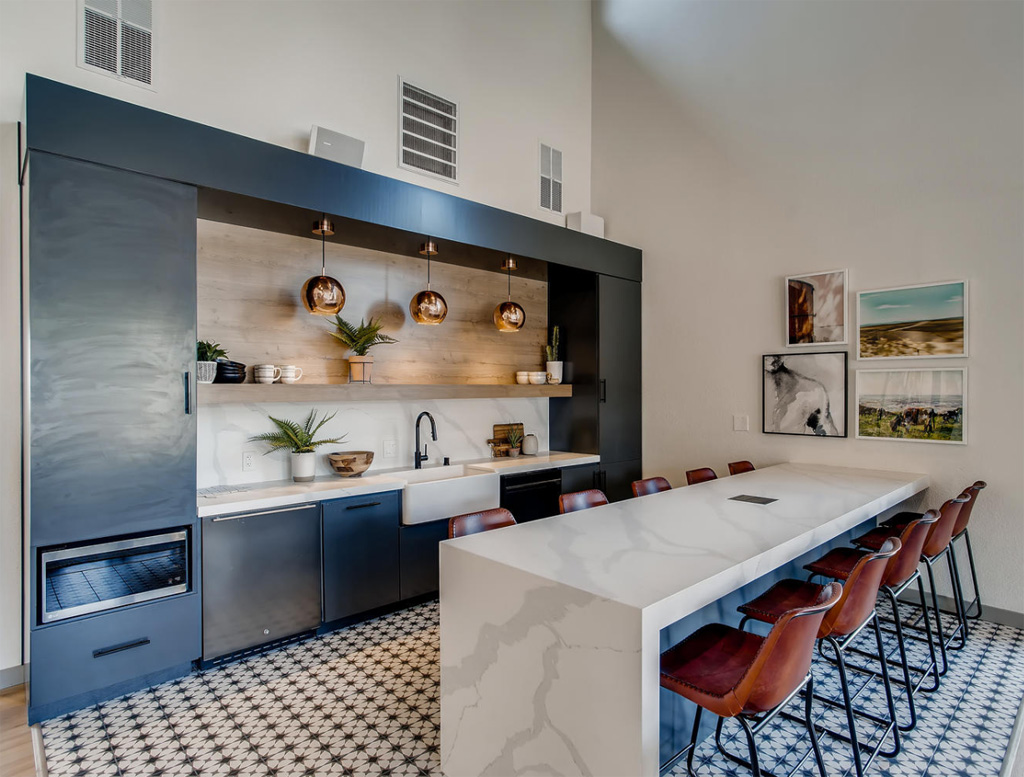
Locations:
0;685;40;777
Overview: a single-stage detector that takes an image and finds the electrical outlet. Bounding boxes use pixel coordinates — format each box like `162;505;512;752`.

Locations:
382;439;397;458
733;414;750;432
242;451;256;471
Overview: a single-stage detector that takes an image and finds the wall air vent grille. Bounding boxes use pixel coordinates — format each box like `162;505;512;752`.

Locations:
540;143;563;213
399;79;457;182
80;0;153;87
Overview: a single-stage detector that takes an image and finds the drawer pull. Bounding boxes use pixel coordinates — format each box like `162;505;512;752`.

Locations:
346;502;381;511
93;637;151;658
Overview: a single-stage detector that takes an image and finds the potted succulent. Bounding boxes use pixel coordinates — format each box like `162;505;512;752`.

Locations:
328;315;398;383
506;424;523;458
197;340;227;384
248;409;346;482
545;326;563;385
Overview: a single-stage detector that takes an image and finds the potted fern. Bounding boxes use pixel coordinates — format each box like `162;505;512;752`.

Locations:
248;409;346;482
197;340;227;384
545;326;562;385
328;316;398;383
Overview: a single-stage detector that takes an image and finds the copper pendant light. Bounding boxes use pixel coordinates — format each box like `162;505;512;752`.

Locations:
301;216;346;315
493;256;526;332
410;238;448;325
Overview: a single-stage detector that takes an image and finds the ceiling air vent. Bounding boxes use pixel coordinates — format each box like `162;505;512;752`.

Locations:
80;0;154;87
540;143;563;214
399;79;458;183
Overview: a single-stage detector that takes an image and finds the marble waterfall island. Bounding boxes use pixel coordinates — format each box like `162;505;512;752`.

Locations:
439;462;929;777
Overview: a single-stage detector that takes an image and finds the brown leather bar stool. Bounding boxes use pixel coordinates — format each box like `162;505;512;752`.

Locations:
448;507;516;538
558;489;608;514
631;476;671;497
685;467;718;485
728;461;755;476
738;540;902;777
806;511;941;732
855;494;970;673
660;583;842;777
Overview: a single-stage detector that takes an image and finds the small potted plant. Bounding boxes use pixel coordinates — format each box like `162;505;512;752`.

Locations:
506;425;523;458
248;409;346;482
197;340;227;384
328;316;398;383
545;326;562;385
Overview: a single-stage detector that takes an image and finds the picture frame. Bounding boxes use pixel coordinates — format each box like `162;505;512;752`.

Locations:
763;352;848;438
855;368;966;445
785;269;848;347
857;280;968;360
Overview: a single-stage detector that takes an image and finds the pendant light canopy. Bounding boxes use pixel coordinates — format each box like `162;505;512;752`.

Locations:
410;238;448;325
301;216;346;315
493;256;526;332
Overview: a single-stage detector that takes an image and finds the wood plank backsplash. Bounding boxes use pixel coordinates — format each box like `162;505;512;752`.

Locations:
197;220;548;384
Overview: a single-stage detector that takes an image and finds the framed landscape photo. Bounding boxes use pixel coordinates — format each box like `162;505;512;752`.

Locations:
857;280;967;359
856;368;966;444
763;352;848;438
786;269;848;346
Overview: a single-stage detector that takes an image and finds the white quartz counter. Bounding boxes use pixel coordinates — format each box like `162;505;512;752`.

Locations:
196;451;599;518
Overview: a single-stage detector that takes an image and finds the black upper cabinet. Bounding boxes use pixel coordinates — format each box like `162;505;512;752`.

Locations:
322;493;401;623
29;153;198;547
598;276;642;464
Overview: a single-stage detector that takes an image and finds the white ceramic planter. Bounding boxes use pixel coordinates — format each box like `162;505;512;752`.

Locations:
197;361;218;384
349;355;373;383
521;434;539;455
546;361;563;385
291;452;317;482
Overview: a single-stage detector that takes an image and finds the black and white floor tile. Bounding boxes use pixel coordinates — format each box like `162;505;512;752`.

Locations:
41;600;1022;776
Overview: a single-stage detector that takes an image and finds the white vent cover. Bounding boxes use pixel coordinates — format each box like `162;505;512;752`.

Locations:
399;79;458;182
79;0;153;87
540;143;563;213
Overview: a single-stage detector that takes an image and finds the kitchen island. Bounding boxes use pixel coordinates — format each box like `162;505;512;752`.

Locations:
439;462;929;777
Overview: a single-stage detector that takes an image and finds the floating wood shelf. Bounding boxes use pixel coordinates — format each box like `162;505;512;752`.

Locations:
197;383;572;405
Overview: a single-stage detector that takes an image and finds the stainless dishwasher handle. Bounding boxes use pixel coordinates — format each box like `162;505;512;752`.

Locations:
211;504;314;522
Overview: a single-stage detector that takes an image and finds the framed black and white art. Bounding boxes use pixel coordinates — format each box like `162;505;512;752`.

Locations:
763;352;848;438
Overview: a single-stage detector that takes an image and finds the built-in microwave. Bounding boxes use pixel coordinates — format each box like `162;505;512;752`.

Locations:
39;528;190;624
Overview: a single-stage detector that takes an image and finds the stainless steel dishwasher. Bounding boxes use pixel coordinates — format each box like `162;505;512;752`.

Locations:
201;503;321;662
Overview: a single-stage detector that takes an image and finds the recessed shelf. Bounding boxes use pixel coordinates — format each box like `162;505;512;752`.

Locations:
197;382;572;405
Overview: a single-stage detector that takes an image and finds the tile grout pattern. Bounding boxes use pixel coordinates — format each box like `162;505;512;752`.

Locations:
40;600;1023;776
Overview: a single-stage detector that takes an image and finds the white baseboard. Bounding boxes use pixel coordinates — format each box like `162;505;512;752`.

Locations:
0;663;26;690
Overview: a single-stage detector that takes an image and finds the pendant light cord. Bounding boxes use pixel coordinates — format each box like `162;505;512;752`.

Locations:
507;261;512;301
321;213;327;275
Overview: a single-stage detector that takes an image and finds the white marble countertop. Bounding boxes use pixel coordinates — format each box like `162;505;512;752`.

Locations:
196;451;599;517
445;462;930;622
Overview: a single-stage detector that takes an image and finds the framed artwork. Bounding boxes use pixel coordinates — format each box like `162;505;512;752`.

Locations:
785;269;848;346
857;280;967;359
763;352;848;438
856;368;966;444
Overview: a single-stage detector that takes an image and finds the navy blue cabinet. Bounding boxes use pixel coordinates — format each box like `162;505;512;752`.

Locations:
399;519;449;600
322;492;401;623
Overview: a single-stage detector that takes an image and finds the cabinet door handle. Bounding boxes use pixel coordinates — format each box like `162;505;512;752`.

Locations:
184;371;192;414
93;637;150;658
346;501;381;511
599;378;607;403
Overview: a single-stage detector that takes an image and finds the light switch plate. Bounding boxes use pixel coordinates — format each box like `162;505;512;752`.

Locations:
383;439;397;458
733;414;750;432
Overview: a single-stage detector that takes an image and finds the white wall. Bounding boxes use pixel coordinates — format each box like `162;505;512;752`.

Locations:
592;0;1024;614
0;0;593;675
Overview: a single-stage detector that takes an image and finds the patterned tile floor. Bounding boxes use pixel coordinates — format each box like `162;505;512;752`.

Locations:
40;600;1023;776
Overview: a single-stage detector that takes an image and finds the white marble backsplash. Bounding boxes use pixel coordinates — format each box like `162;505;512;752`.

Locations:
197;398;549;488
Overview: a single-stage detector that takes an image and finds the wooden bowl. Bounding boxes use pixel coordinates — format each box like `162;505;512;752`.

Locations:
327;451;374;477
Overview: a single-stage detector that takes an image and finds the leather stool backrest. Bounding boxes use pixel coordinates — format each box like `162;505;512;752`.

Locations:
632;477;672;497
884;510;940;587
922;494;971;558
742;582;843;714
821;538;901;638
449;507;517;538
686;467;718;486
952;481;987;536
728;461;755;476
559;489;609;514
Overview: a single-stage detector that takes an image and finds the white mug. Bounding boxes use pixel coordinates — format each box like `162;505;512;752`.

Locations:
254;365;281;384
279;366;303;384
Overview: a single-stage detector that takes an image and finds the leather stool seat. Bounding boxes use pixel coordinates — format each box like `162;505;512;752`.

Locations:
852;527;895;551
661;623;766;716
738;580;826;625
804;547;864;580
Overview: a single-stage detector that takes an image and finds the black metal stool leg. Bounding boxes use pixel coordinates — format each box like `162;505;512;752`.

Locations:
885;586;919;730
924;560;949;675
804;676;828;777
831;635;865;777
687;706;703;776
946;543;969;648
962;530;983;620
738;716;762;777
915;576;942;691
872;613;901;758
